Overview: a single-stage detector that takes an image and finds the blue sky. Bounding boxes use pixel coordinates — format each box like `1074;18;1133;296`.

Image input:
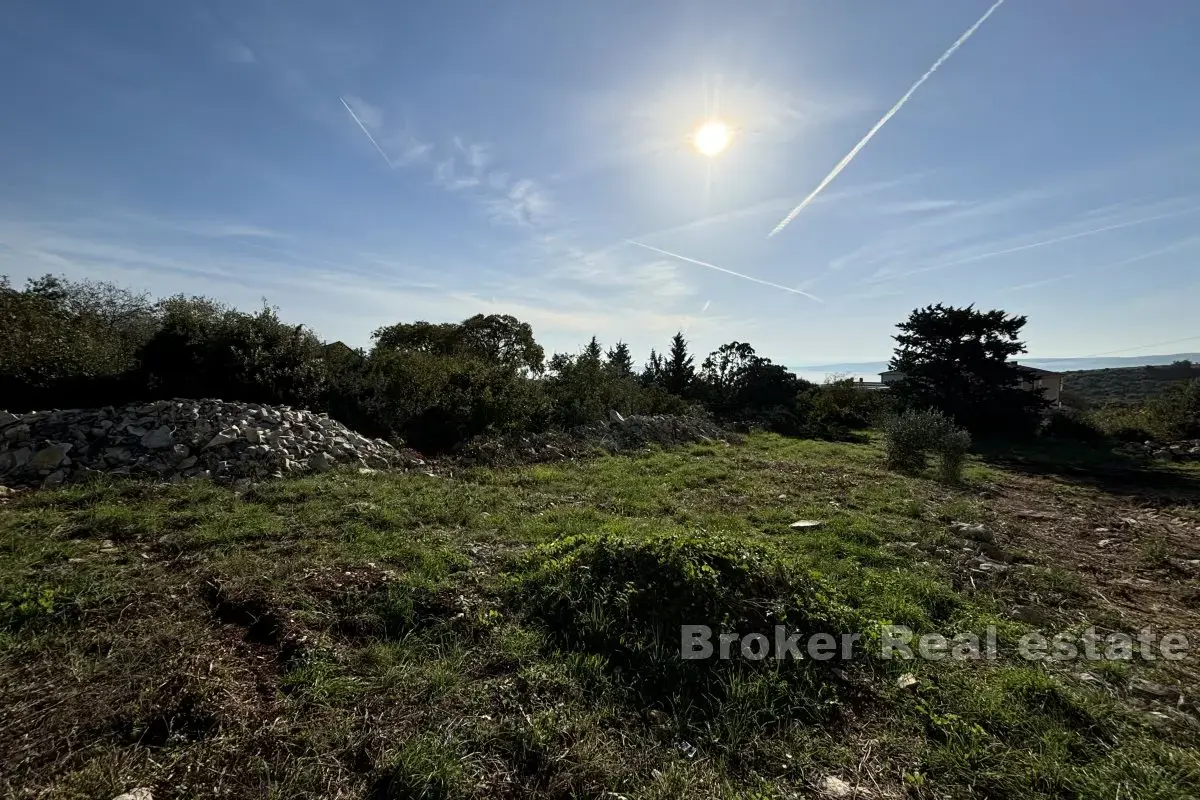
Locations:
2;1;1199;369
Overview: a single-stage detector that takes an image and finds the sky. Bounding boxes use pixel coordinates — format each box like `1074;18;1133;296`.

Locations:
2;0;1199;370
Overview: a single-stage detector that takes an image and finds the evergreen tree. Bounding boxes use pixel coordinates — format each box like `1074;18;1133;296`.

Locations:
606;341;633;376
642;349;664;387
890;303;1047;436
662;331;695;397
582;336;603;363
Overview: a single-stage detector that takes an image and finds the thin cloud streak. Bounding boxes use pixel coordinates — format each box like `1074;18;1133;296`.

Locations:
629;176;923;246
626;240;823;303
769;0;1007;237
883;205;1200;281
339;96;393;167
999;235;1200;292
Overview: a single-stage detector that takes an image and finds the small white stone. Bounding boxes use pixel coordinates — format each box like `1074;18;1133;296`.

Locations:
817;776;856;799
112;789;153;800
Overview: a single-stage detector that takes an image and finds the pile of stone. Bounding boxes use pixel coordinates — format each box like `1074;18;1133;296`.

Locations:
0;399;413;488
1114;439;1200;462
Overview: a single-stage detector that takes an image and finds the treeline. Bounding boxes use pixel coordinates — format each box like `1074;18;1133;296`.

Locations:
0;275;886;452
1062;360;1200;406
1077;380;1200;442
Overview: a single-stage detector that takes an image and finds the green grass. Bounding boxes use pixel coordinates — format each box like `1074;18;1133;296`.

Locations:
2;433;1197;799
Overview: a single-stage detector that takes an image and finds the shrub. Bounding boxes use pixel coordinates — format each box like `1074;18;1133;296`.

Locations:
936;426;972;483
1041;408;1106;442
884;408;972;482
0;275;155;410
1089;404;1155;442
1088;381;1200;443
353;350;549;452
137;299;329;408
510;532;853;720
1147;378;1200;440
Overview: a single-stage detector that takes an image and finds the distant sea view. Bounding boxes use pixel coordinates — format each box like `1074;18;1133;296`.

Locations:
790;352;1200;385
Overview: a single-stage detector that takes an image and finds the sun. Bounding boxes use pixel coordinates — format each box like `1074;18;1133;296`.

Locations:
691;119;732;157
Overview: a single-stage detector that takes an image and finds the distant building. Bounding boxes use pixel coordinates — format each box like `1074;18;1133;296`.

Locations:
1014;365;1064;405
851;377;890;391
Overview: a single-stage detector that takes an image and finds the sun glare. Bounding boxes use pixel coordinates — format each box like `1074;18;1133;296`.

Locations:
692;119;731;157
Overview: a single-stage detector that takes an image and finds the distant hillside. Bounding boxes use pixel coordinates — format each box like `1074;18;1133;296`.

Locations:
1064;360;1200;405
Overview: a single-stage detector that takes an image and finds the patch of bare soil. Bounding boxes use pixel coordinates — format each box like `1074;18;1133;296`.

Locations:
958;468;1200;731
987;473;1199;630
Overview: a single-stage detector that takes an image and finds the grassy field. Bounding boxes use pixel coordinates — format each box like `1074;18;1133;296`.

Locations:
3;433;1199;799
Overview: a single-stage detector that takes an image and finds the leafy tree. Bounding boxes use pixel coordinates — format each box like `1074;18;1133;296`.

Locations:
0;274;157;409
372;314;544;374
547;347;617;426
458;314;545;374
889;303;1047;436
662;332;695;397
700;341;758;409
23;274;156;335
371;320;456;355
357;349;547;451
137;300;328;408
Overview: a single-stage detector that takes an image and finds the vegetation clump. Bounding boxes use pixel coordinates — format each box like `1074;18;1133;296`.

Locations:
884;407;972;482
512;532;855;722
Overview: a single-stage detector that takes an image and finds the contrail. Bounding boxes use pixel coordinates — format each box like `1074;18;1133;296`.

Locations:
626;240;823;303
769;0;1006;238
339;96;392;167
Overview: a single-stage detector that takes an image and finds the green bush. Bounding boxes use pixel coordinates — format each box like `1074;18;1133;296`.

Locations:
1147;378;1200;440
1087;381;1200;443
138;299;329;408
936;426;972;483
884;408;972;482
510;532;853;722
1041;408;1106;442
0;275;155;410
351;349;548;452
1088;404;1155;442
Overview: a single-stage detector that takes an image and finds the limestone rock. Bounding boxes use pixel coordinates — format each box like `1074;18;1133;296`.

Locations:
205;430;239;449
4;423;30;441
817;776;857;798
140;426;174;449
30;444;71;470
112;790;153;800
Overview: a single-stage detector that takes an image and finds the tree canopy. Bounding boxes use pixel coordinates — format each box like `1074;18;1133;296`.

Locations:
889;303;1046;435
